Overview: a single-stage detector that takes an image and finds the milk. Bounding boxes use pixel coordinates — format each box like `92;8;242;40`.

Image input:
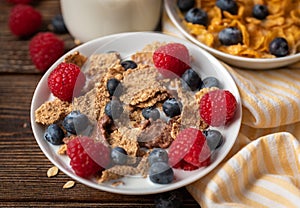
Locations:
61;0;162;42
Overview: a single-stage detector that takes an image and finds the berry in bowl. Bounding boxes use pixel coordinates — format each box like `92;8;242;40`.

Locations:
31;32;242;195
165;0;300;69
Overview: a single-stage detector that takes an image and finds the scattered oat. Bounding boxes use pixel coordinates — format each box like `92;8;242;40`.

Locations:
63;180;75;189
47;166;59;177
22;122;28;128
57;144;67;155
111;181;125;187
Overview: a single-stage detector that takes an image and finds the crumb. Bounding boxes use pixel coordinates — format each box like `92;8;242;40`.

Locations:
111;181;125;187
57;144;67;155
64;51;87;68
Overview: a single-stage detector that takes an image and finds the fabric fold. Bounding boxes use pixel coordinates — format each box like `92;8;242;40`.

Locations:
186;132;300;208
226;66;300;129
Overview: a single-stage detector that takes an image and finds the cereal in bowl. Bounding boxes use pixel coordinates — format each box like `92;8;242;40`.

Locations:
35;41;238;185
177;0;300;58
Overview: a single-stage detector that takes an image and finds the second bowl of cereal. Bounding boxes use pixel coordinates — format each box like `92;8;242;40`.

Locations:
165;0;300;70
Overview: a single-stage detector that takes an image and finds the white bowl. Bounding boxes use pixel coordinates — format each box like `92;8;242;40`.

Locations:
30;32;242;195
164;0;300;70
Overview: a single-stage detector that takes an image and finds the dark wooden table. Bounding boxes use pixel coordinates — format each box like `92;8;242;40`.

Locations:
0;0;200;207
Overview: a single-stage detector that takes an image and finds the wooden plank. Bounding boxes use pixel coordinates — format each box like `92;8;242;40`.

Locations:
0;0;76;74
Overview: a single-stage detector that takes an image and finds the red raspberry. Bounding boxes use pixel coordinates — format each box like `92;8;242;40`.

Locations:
168;128;211;170
48;62;86;102
8;4;42;36
67;136;111;178
153;43;190;78
199;89;237;126
29;32;65;72
6;0;32;4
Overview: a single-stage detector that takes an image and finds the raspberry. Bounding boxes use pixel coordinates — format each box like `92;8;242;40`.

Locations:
67;136;111;178
29;32;65;72
6;0;32;4
8;4;42;36
199;89;237;126
168;128;211;170
153;43;190;78
48;62;86;102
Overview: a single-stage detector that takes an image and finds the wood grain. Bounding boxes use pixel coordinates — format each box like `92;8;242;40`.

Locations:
0;0;200;207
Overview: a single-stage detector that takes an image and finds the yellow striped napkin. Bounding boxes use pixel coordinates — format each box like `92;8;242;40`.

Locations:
162;9;300;208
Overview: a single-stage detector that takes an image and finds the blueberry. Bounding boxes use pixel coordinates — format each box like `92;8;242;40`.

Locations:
163;98;182;118
269;37;289;57
203;129;223;151
218;27;243;46
201;76;220;88
148;148;169;166
44;124;65;145
121;60;137;70
51;14;68;34
149;162;174;184
181;68;202;91
177;0;195;12
104;99;124;119
216;0;238;15
62;111;90;135
252;4;268;20
111;146;128;165
142;107;160;121
154;191;183;208
185;8;208;26
107;78;122;97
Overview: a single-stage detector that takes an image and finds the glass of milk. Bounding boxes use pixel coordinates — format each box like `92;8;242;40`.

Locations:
60;0;162;42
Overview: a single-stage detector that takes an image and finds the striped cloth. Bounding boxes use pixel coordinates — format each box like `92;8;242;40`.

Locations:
162;10;300;208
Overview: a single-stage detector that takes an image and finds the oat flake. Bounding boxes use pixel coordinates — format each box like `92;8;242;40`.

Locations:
63;181;75;189
47;166;59;178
